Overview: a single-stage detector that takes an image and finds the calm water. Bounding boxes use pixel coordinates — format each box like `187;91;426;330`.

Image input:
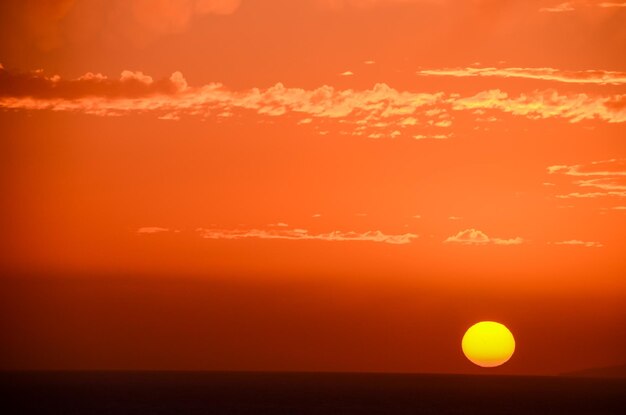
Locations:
2;371;625;414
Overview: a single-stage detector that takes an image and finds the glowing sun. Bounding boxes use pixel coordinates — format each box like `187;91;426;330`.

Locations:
462;321;515;368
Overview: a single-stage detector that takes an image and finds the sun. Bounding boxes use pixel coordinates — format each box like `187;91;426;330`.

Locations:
462;321;515;368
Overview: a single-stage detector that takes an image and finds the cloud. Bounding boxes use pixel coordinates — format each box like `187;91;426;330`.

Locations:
548;159;626;199
417;67;626;85
539;1;626;12
444;228;524;245
487;237;524;246
135;225;418;244
413;134;451;140
0;67;188;99
540;2;575;12
0;66;444;123
268;222;289;227
137;227;171;234
196;227;418;244
598;2;626;7
2;66;625;131
556;191;626;198
553;240;603;247
432;119;452;128
575;178;626;191
400;117;418;126
547;159;626;177
453;89;626;123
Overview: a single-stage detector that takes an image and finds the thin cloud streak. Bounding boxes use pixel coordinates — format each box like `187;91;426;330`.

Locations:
417;67;626;85
553;240;603;247
547;159;626;177
548;159;626;199
196;228;419;244
540;2;576;12
598;2;626;7
540;1;626;12
137;227;172;234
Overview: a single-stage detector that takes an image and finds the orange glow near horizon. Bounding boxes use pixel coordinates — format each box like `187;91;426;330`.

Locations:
0;0;625;376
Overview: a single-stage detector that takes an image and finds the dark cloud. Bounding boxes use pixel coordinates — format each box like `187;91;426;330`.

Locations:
0;65;187;99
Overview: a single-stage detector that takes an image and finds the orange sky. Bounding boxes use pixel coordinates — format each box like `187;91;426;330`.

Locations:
1;0;625;375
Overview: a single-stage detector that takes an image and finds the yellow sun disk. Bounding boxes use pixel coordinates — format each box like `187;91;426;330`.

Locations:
462;321;515;368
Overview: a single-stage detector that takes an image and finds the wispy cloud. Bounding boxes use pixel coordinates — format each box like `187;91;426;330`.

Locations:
555;191;626;198
598;2;626;7
540;1;626;12
136;225;418;244
548;159;626;199
417;67;626;85
444;228;523;245
197;227;419;244
137;227;171;234
547;159;626;177
540;2;575;12
553;240;603;247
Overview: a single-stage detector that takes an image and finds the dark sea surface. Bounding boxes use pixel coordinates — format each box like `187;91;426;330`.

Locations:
2;371;625;414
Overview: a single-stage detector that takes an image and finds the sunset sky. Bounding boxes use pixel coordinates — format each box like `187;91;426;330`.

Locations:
1;0;625;375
